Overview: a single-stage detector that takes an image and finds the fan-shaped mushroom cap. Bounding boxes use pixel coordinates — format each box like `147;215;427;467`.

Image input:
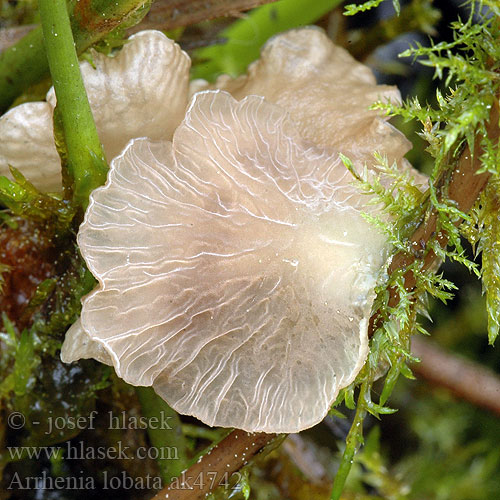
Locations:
62;91;389;433
0;30;190;191
192;27;411;171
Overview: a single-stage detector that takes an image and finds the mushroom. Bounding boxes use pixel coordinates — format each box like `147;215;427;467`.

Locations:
0;28;425;192
0;30;190;191
191;28;423;184
62;89;390;433
46;28;420;433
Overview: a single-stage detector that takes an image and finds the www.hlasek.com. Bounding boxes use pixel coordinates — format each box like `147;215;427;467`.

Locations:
8;441;179;461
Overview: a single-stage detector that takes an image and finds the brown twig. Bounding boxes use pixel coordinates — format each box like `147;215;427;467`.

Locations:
129;0;277;33
151;430;276;500
0;2;277;55
0;2;277;56
367;100;499;338
411;336;500;416
386;101;499;301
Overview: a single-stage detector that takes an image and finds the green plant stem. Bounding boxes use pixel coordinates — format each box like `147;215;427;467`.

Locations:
192;0;344;80
0;0;150;113
330;382;368;500
135;387;188;483
0;28;49;112
39;0;107;209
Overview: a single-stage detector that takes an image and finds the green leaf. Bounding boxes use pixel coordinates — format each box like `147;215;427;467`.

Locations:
238;469;251;500
329;407;347;419
379;360;403;406
0;170;73;230
191;0;343;81
344;385;356;410
135;386;188;481
477;186;500;344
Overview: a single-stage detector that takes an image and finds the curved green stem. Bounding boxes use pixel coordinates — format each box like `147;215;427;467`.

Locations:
192;0;345;80
330;382;368;500
0;27;49;113
0;0;150;113
39;0;107;209
135;387;188;483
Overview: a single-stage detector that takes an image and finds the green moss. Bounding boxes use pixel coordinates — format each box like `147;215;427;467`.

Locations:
344;0;401;16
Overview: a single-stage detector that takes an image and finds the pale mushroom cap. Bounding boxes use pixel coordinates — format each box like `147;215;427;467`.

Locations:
0;102;59;191
0;30;190;191
56;28;425;432
66;91;388;433
0;27;423;193
193;28;425;184
62;318;113;366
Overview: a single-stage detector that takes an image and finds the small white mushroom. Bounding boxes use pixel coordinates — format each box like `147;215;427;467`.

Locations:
62;90;389;433
192;27;417;181
0;30;190;191
55;28;427;433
